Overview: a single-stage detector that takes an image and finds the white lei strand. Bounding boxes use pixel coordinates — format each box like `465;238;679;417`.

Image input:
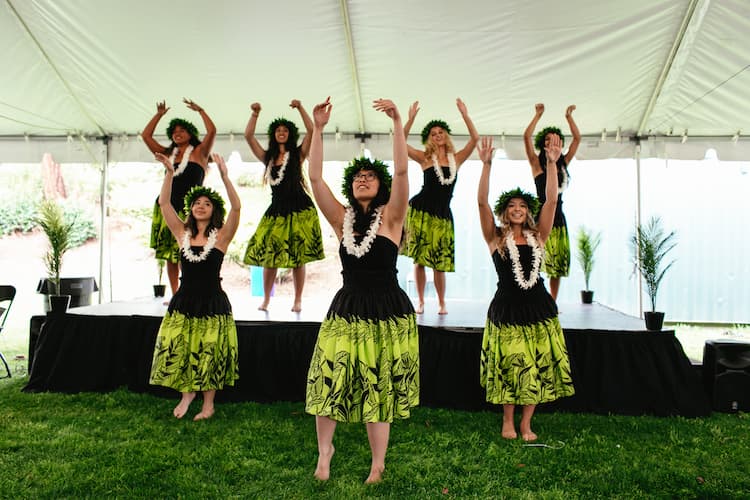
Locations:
431;152;457;185
505;230;543;290
342;206;383;258
168;145;194;177
265;151;290;186
181;228;218;263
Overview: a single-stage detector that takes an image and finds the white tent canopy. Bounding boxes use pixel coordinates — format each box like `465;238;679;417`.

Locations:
2;0;749;162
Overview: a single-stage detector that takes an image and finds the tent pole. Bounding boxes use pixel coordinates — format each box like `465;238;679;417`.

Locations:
635;140;643;318
98;136;110;304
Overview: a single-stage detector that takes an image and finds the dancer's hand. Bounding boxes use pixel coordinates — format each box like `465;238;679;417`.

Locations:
183;98;204;113
155;152;174;173
289;99;301;109
565;105;576;118
456;98;469;116
312;97;332;128
156;101;169;116
211;153;228;176
535;103;545;115
408;101;420;121
544;133;563;163
373;98;400;121
478;136;494;164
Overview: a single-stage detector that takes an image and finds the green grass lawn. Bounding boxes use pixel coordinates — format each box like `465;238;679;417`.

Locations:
1;377;748;499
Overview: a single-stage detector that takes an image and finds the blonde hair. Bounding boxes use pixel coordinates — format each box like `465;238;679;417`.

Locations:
423;133;456;160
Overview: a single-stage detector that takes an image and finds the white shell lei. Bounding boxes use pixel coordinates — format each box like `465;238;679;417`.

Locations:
505;230;543;290
169;145;194;177
342;206;383;258
431;152;457;186
181;228;218;263
265;151;290;186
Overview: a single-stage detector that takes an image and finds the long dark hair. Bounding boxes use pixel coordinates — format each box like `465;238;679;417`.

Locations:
265;120;306;190
184;198;224;237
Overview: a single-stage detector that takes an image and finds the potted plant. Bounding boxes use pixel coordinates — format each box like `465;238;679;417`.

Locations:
153;259;166;297
630;216;677;331
576;226;601;304
35;200;75;314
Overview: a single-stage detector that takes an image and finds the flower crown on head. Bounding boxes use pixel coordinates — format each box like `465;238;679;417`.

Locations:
166;118;200;142
341;157;392;203
494;188;540;217
534;126;565;152
267;117;299;145
421;119;451;144
183;186;226;221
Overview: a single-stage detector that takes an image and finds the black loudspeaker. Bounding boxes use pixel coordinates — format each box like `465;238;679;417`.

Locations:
703;340;750;412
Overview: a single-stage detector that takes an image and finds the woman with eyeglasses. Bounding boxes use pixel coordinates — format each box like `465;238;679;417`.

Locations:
304;97;418;484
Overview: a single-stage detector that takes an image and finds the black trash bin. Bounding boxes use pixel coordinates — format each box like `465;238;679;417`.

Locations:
37;277;99;311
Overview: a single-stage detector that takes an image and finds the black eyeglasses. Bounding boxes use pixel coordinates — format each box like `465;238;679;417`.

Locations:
353;172;377;181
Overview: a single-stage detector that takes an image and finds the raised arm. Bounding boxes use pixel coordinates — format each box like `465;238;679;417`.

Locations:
184;98;216;165
141;101;170;154
291;100;314;160
403;101;425;164
244;103;267;162
211;153;241;251
155;153;185;240
476;137;498;248
563;105;581;165
455;98;480;166
523;103;544;175
373;99;408;233
536;134;562;243
308;97;345;236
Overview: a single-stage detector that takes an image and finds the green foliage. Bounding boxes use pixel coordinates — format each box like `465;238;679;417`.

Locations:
631;216;677;312
63;205;98;247
1;377;749;498
576;226;601;290
34;201;75;295
0;197;39;234
156;259;166;284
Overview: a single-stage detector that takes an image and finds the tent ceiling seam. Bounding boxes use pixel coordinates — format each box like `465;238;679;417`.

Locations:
339;0;365;133
4;0;106;137
636;0;706;136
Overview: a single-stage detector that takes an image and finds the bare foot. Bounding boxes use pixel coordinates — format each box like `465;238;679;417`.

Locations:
501;420;517;439
365;466;384;484
415;303;424;314
521;431;538;442
314;445;335;481
173;392;196;419
438;305;448;315
258;299;269;311
291;302;302;313
193;407;215;421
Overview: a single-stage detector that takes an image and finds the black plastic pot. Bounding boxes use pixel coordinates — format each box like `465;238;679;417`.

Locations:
153;284;166;297
48;294;71;315
581;290;594;304
644;311;665;331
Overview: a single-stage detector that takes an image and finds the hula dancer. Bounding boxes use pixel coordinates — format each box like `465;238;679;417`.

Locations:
401;99;479;314
523;103;581;301
141;99;216;296
149;153;241;421
305;97;418;484
477;136;575;442
242;100;324;312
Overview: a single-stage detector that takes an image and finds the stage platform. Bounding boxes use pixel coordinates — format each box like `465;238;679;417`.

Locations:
24;297;710;417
